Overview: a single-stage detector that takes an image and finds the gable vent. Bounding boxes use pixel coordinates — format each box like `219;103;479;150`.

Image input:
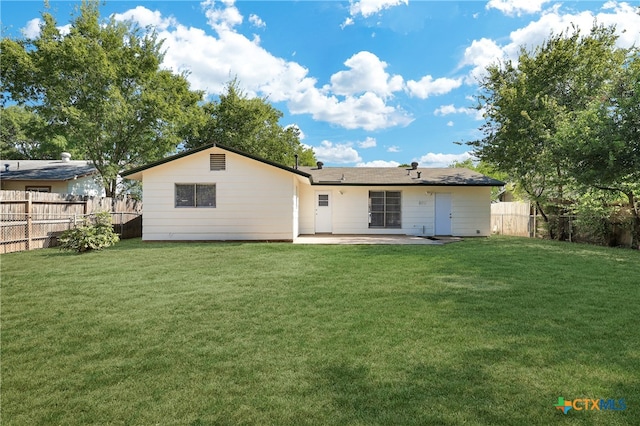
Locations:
210;154;226;171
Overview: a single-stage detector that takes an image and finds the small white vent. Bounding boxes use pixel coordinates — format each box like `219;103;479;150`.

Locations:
210;154;226;171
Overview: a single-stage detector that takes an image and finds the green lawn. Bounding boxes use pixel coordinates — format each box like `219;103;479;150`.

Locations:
1;236;639;425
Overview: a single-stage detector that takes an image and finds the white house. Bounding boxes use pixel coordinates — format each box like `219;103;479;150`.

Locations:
1;153;105;196
121;143;504;241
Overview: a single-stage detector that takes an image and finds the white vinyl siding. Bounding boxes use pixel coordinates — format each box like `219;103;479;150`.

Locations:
141;147;296;241
134;145;492;240
299;185;491;237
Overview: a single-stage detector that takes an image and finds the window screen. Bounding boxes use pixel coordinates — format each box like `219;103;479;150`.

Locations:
369;191;401;228
175;184;216;207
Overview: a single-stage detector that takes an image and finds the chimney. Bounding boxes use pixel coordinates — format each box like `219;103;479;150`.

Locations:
61;152;71;162
316;161;324;170
411;162;419;170
294;154;299;170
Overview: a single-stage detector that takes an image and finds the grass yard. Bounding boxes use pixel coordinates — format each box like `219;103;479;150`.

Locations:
1;236;639;425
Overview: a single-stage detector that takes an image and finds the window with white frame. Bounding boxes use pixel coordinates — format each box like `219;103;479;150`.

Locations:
369;191;401;228
175;184;216;208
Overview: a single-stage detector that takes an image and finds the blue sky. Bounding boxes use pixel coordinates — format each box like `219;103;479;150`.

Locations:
2;0;639;167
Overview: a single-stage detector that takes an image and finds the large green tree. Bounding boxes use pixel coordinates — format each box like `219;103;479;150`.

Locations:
1;1;203;196
186;80;316;167
0;105;65;159
469;25;629;240
558;51;640;245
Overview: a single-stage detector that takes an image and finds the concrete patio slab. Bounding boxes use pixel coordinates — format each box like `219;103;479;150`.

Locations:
293;234;461;245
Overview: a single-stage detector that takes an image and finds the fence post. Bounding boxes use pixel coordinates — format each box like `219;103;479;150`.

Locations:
26;192;32;250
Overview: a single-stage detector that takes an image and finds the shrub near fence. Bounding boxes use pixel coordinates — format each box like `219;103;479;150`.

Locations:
0;190;142;254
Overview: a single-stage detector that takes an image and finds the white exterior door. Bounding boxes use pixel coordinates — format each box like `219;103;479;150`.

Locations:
315;192;332;233
293;186;299;237
435;193;452;235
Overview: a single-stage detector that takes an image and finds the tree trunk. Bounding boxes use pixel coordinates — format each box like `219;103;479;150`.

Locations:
626;191;640;249
536;201;555;239
104;178;117;198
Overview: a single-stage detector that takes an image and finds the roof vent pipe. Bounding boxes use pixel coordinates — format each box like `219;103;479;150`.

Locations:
294;154;299;170
61;152;71;162
417;171;422;178
4;164;9;172
411;162;419;170
316;161;324;170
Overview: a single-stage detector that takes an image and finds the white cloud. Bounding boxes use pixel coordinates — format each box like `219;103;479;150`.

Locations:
387;145;401;153
447;121;454;127
406;75;462;99
460;37;505;84
249;14;265;28
505;2;640;54
112;6;176;30
329;51;404;99
349;0;409;18
21;18;71;38
356;160;401;167
434;104;484;120
434;105;465;116
342;0;408;27
288;89;413;131
462;3;640;84
486;0;551;16
58;24;71;36
203;0;243;31
416;152;473;168
358;137;377;149
341;17;354;29
113;4;413;131
312;141;362;164
22;18;41;38
597;2;640;48
284;124;305;140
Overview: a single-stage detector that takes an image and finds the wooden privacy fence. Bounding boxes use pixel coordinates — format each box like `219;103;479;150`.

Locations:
491;201;533;237
1;190;142;254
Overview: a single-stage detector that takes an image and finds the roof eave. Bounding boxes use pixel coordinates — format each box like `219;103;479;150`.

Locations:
309;181;505;187
0;171;99;181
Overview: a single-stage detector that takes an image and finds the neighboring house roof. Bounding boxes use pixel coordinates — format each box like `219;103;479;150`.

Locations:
299;166;504;186
0;160;98;181
120;143;504;187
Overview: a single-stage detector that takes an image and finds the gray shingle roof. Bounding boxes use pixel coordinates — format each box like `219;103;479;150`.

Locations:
299;166;504;186
119;143;503;187
0;160;98;181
